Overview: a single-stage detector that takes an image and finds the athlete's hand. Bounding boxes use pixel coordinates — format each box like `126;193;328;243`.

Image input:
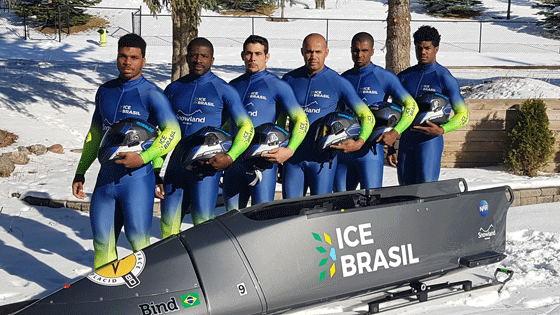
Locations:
330;138;364;153
412;121;444;136
386;146;398;167
114;152;145;168
72;174;86;199
262;147;294;164
155;184;165;199
377;129;399;146
207;153;233;171
155;171;165;199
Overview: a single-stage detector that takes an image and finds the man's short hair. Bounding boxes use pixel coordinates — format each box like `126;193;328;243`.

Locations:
187;37;214;56
413;25;441;47
118;33;147;57
243;35;269;54
351;32;374;48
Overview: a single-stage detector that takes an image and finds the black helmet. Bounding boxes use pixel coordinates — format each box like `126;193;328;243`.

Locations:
244;123;290;159
412;92;452;126
98;118;158;164
316;112;361;151
369;102;403;142
180;126;233;172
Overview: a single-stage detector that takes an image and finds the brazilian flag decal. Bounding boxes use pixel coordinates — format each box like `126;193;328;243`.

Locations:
180;292;201;308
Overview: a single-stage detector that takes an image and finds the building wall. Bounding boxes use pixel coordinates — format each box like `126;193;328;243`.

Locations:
441;99;560;172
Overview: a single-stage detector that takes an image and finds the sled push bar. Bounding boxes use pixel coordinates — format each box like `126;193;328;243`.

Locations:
365;266;514;314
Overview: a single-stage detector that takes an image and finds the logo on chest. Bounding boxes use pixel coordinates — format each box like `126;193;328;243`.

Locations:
193;97;215;107
177;109;205;124
119;104;141;116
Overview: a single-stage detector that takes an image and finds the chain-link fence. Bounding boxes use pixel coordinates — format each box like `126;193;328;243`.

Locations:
4;5;560;54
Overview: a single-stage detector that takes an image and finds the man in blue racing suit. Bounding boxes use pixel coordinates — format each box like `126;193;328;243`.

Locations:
72;34;181;270
224;35;309;210
335;32;418;191
282;33;374;198
394;25;469;185
160;37;254;238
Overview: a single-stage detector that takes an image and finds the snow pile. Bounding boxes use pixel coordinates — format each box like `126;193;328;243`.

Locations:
462;77;560;99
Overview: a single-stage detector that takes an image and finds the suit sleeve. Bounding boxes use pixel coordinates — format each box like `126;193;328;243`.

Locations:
223;84;254;161
340;77;374;141
75;97;103;175
384;72;418;134
139;90;181;164
441;72;469;134
274;80;309;152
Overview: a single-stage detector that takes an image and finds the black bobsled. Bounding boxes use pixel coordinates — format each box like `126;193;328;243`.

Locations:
4;178;512;315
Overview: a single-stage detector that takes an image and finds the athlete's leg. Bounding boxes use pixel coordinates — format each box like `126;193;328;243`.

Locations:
358;143;384;189
89;183;118;270
189;171;222;225
415;135;444;183
334;153;350;192
223;160;249;211
118;171;155;252
282;160;305;199
306;155;337;195
250;164;278;205
160;164;188;239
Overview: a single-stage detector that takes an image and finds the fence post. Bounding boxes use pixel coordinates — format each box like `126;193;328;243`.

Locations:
326;19;328;44
252;17;254;35
23;8;27;40
478;21;482;53
58;5;61;42
139;6;142;36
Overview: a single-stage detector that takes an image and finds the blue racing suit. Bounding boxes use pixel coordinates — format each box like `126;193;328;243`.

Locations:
161;72;254;237
75;76;181;269
282;66;374;198
224;70;309;210
336;63;418;191
397;62;469;185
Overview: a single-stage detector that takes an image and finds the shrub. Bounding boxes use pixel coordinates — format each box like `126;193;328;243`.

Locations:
419;0;482;18
504;99;555;177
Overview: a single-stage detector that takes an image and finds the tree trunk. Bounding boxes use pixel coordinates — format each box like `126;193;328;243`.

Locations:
171;8;198;81
385;0;411;75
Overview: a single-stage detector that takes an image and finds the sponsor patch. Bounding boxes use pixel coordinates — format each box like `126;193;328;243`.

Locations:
478;224;496;239
313;222;419;282
479;200;489;217
180;292;201;308
87;251;145;288
138;297;180;315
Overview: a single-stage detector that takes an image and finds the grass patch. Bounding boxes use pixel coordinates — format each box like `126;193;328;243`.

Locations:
221;4;276;16
36;16;108;34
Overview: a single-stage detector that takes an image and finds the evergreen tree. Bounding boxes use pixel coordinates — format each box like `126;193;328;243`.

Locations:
504;99;555;177
15;0;101;27
534;0;560;38
419;0;482;18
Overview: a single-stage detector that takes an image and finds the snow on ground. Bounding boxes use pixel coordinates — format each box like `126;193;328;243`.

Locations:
1;0;560;313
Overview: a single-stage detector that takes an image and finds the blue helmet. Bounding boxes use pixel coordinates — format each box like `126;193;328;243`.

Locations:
316;112;361;151
368;102;403;142
412;92;452;126
180;126;233;172
98;118;158;164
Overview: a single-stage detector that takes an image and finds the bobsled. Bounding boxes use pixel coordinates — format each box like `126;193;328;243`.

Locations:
7;178;512;315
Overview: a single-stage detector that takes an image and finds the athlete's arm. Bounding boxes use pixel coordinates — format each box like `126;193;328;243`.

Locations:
339;77;375;151
386;73;419;135
139;92;181;164
378;74;419;146
73;105;103;199
263;80;310;163
440;73;469;134
223;86;255;161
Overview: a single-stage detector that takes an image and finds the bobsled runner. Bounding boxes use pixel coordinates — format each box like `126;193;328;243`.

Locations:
5;178;513;315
